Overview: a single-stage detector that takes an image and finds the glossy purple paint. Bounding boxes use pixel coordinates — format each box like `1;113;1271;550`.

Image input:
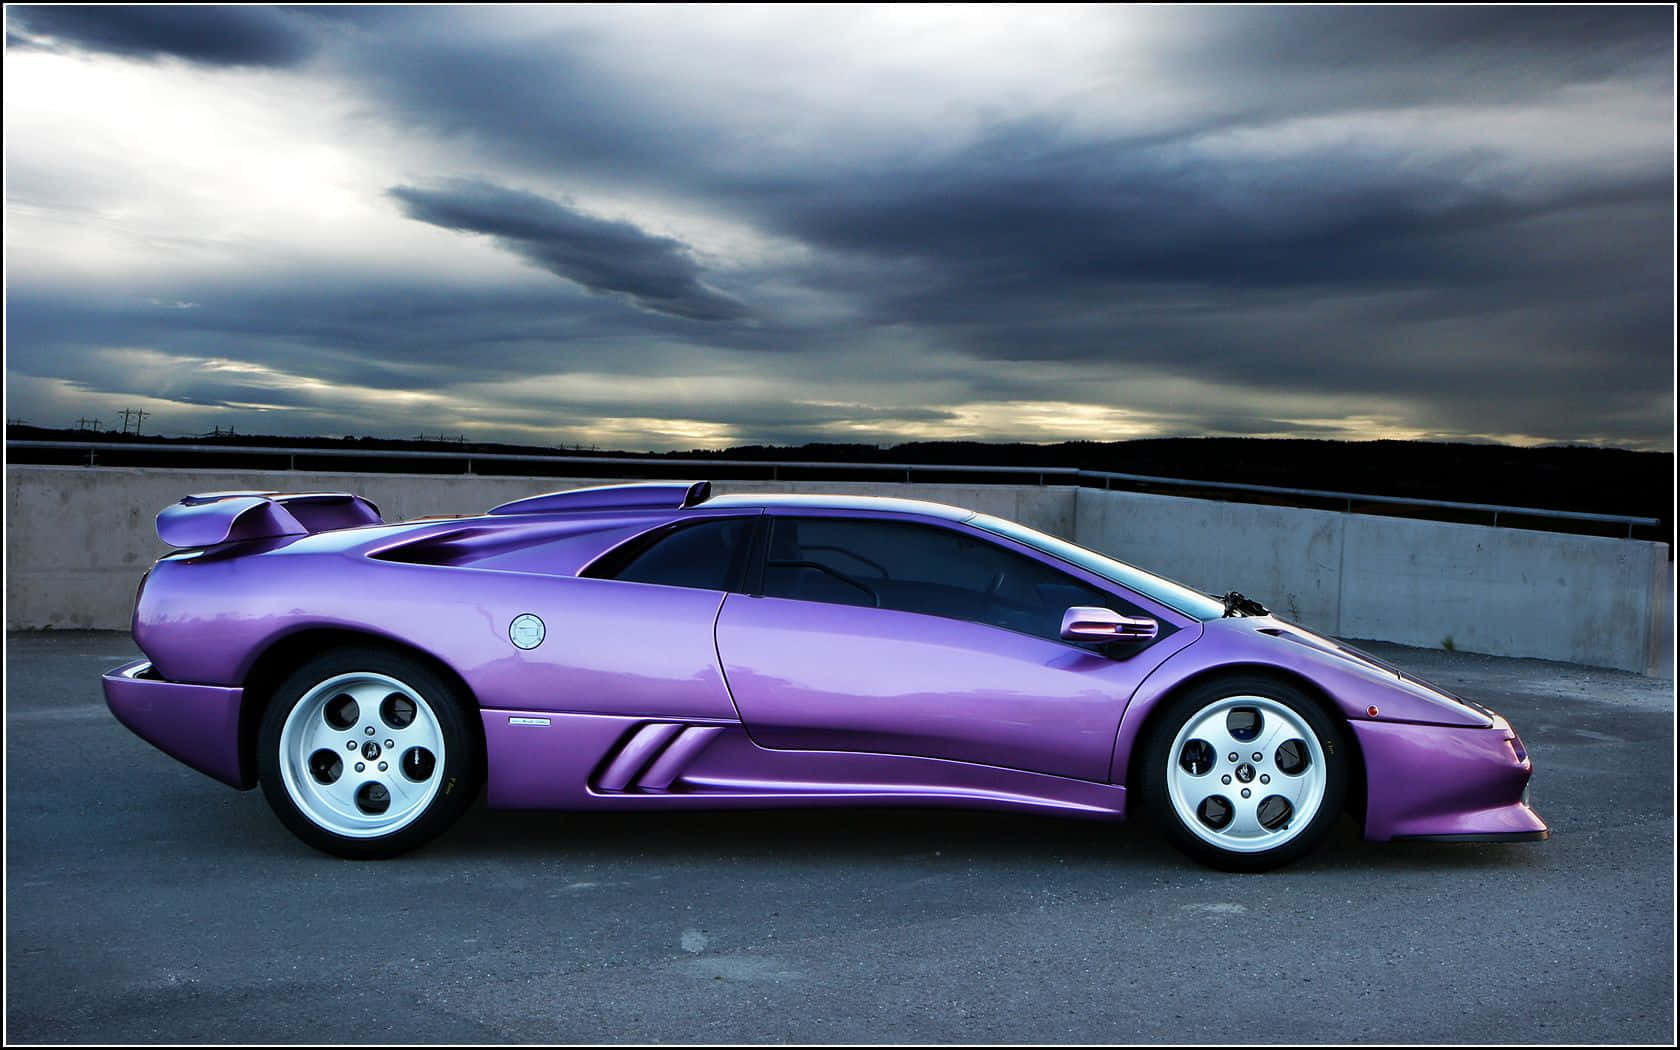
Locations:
156;495;306;548
368;511;695;576
1109;615;1493;789
105;483;1548;854
134;555;738;721
1350;719;1545;840
478;709;1129;816
156;491;380;548
716;593;1196;781
103;660;249;787
489;480;710;515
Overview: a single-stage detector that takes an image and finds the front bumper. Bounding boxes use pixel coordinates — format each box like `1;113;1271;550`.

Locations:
103;660;252;789
1351;717;1548;842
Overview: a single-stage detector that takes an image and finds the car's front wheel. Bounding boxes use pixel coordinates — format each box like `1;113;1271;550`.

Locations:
1139;676;1349;872
257;647;481;859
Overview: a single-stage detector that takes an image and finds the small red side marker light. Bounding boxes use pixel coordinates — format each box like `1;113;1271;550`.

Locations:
1367;705;1380;717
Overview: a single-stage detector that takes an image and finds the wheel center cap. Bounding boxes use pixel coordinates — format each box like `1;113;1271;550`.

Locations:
1235;763;1255;783
362;741;382;761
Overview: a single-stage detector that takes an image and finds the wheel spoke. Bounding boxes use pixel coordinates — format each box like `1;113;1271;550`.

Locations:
383;772;419;809
346;680;393;708
320;769;362;813
305;717;351;758
1223;796;1266;839
1252;718;1291;763
1270;768;1317;808
401;716;443;755
1187;713;1238;757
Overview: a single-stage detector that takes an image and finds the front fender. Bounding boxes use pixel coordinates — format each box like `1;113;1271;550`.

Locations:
1109;618;1487;786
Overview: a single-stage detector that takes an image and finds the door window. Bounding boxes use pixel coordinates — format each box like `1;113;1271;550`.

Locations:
761;517;1141;643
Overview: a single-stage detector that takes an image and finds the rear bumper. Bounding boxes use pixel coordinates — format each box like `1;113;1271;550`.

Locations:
102;660;251;789
1352;718;1548;842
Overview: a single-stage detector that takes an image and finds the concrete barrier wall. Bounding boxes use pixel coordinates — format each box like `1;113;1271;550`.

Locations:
1074;489;1347;630
1337;514;1666;671
1073;487;1671;674
6;465;1671;675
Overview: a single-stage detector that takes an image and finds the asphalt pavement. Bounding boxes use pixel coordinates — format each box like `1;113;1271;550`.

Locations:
5;630;1674;1043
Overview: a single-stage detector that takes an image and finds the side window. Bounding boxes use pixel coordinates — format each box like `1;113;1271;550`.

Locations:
762;517;1138;644
588;517;756;592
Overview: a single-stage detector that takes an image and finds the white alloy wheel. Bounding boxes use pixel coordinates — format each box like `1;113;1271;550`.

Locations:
277;671;446;838
1165;694;1327;854
258;647;481;859
1139;676;1349;871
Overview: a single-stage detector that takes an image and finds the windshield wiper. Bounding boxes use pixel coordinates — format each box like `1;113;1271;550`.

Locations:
1220;591;1270;618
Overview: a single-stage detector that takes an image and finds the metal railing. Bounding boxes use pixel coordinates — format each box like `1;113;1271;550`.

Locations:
7;439;1662;538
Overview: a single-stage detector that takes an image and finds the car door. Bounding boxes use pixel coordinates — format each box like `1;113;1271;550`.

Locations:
713;514;1196;782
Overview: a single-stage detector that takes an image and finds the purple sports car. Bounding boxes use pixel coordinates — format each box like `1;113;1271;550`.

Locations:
103;481;1547;870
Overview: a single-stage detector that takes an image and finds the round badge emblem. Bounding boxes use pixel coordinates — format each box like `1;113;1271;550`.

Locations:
508;613;545;650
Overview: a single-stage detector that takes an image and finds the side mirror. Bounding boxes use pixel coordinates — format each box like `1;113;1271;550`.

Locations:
1061;606;1159;643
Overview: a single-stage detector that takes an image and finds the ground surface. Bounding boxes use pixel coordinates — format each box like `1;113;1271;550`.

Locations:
5;631;1674;1044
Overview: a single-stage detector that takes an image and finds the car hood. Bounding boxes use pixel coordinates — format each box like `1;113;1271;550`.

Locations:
1257;620;1407;675
1235;616;1496;727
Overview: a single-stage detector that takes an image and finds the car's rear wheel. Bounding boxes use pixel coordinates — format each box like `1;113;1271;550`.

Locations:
1139;676;1349;872
257;647;481;859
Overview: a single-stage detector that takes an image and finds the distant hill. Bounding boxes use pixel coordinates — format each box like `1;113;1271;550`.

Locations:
690;436;1671;517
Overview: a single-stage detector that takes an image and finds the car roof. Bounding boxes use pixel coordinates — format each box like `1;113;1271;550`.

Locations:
701;492;974;521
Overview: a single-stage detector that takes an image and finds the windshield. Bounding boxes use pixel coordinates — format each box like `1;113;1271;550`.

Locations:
968;514;1227;621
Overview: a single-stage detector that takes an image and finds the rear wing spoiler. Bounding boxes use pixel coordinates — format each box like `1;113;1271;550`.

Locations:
156;491;383;548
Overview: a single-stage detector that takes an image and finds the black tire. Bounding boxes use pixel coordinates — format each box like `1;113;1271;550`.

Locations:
1137;675;1349;872
257;646;481;859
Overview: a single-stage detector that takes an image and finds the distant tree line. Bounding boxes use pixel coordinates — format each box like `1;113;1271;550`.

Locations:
7;423;1671;538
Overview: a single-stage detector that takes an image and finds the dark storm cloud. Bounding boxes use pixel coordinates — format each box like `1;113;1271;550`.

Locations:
5;279;670;392
6;6;1673;449
5;283;960;446
7;272;802;417
8;5;316;67
735;129;1617;293
1203;6;1670;92
336;5;1672;186
336;5;1671;348
388;181;751;322
720;120;1670;432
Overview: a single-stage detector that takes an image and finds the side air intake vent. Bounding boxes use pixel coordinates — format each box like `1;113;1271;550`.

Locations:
488;481;712;516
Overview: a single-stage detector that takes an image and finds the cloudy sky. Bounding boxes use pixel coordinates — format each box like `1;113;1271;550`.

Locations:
4;5;1674;450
